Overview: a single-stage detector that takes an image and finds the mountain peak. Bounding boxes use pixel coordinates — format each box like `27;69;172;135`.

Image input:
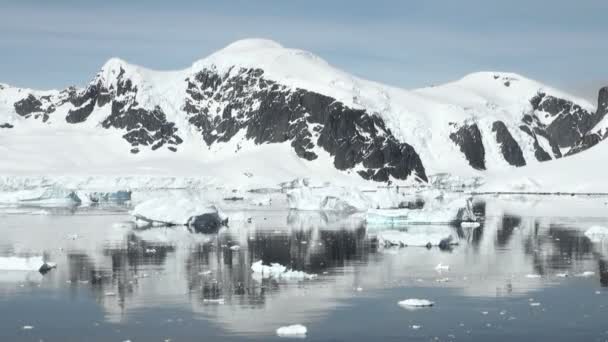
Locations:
219;38;284;53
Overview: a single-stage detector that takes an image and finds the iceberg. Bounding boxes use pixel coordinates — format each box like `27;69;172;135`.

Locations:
584;226;608;243
131;195;228;233
398;299;435;308
276;324;307;337
0;256;56;273
251;261;316;280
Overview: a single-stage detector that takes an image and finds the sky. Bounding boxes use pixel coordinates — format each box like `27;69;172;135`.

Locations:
1;0;607;101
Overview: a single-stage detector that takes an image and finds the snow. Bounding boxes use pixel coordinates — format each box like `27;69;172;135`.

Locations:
276;324;307;337
584;226;608;243
480;136;608;193
398;299;435;308
1;38;599;195
131;195;225;226
251;261;316;280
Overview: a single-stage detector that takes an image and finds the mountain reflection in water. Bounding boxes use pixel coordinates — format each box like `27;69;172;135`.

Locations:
0;196;607;339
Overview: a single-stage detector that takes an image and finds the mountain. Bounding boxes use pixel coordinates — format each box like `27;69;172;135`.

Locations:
1;39;606;186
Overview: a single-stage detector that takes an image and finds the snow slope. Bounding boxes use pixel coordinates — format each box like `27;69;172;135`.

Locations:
0;38;603;190
480;137;608;193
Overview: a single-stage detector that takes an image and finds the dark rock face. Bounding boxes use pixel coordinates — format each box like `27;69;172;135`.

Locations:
598;87;608;117
566;133;602;156
519;114;562;162
530;92;603;148
492;121;526;167
449;123;485;170
183;67;427;182
0;123;13;128
563;86;608;155
14;94;56;122
74;67;184;153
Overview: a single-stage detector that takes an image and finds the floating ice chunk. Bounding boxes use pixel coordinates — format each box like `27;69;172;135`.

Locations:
132;196;227;232
276;324;307;337
22;325;33;330
105;292;117;296
435;263;450;271
203;298;225;304
398;299;435;308
0;256;55;273
576;271;595;277
229;245;241;251
0;186;81;206
251;261;316;280
529;302;541;307
584;226;608;243
287;186;370;212
525;274;541;278
460;221;480;228
411;325;422;330
556;273;569;278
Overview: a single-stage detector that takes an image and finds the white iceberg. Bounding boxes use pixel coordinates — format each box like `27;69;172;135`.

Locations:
398;299;435;308
131;195;227;232
0;256;55;273
584;226;608;243
276;324;307;337
251;261;316;280
286;186;370;211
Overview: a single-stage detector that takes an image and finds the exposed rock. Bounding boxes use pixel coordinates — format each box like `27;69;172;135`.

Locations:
492;121;526;167
0;123;13;129
530;92;602;148
184;67;426;182
449;123;485;170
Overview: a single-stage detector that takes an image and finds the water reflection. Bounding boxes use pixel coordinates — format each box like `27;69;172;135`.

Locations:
1;197;607;334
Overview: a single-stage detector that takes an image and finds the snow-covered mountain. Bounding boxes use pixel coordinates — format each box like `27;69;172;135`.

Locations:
1;39;606;186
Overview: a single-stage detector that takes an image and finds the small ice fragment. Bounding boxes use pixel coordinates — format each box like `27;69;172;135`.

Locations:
411;325;421;330
145;248;157;254
356;287;363;292
105;292;117;296
530;302;541;307
436;278;450;283
199;270;212;276
576;271;595;277
22;325;33;330
595;291;601;295
460;221;480;228
556;273;569;278
525;274;541;278
203;298;225;304
398;299;434;308
435;263;450;271
229;245;240;251
276;324;307;337
481;311;488;315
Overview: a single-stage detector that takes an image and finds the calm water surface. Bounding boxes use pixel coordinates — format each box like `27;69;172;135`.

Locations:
1;197;607;341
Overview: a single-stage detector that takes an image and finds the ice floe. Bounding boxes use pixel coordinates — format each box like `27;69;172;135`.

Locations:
584;226;608;243
131;195;228;232
251;261;316;280
0;256;56;273
276;324;307;337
